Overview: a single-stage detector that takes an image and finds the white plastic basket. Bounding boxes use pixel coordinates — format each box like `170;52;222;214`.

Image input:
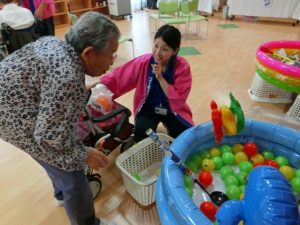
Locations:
287;94;300;119
248;73;293;103
116;133;174;207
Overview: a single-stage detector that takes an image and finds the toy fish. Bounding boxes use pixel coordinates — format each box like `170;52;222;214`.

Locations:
216;166;300;225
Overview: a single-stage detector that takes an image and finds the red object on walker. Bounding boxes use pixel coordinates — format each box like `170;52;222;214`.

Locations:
211;100;223;144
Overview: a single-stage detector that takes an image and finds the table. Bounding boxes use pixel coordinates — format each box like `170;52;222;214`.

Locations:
292;2;300;21
227;0;299;19
198;0;220;14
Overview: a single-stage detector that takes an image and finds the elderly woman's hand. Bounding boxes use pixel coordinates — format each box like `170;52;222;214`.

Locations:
85;147;109;170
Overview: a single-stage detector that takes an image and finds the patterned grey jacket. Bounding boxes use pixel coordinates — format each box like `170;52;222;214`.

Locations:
0;36;89;171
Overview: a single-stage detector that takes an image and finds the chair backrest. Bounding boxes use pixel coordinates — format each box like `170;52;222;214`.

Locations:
68;13;78;25
1;22;40;54
188;0;199;13
180;1;191;16
159;0;179;16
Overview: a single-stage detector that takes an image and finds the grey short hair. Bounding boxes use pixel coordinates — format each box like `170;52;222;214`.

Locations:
65;12;120;53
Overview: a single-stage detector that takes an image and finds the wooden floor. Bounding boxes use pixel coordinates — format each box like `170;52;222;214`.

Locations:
1;10;300;225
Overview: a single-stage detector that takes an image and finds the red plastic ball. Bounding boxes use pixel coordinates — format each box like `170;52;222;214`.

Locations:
244;143;258;157
199;201;218;221
198;171;213;187
264;159;279;169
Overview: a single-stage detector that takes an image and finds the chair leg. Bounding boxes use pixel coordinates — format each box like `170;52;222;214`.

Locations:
205;20;209;38
129;38;135;58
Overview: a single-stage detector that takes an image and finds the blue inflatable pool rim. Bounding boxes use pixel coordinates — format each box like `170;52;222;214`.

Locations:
157;119;300;225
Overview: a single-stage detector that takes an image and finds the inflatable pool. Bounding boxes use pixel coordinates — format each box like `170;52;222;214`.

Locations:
255;40;300;93
156;119;300;225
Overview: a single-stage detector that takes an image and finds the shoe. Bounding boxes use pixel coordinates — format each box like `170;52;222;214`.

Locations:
99;218;117;225
55;199;64;207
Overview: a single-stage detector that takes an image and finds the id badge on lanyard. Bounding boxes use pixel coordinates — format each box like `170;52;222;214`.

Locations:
155;104;168;115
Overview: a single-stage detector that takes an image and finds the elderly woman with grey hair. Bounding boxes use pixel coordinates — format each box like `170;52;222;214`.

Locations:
0;12;120;225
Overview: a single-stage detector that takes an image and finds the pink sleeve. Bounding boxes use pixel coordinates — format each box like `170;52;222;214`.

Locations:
100;54;151;99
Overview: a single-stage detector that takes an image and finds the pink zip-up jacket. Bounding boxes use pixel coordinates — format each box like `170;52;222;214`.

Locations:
100;53;194;126
33;0;55;19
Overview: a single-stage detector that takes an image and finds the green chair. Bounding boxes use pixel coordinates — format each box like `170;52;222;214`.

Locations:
149;0;180;31
67;13;135;58
179;0;209;37
118;35;135;58
68;12;78;25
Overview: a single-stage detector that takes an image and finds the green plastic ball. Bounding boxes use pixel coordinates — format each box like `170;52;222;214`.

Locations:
275;156;289;167
220;166;234;180
262;150;275;160
184;174;193;188
239;161;253;174
224;175;239;187
220;145;232;154
212;156;224;170
226;185;241;200
236;172;248;185
291;177;300;193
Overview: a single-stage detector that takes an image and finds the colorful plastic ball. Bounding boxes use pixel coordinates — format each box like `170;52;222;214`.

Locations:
291;177;300;193
186;161;198;173
264;159;279;169
198;171;213;187
236;171;248;185
262;150;275;160
133;173;141;181
232;143;244;154
202;158;215;172
220;166;234;180
239;185;246;194
209;147;221;157
185;187;193;197
199;201;218;222
239;161;253;174
234;152;248;164
184;174;193;188
199;150;211;159
212;156;224;170
275;156;289;167
250;153;265;165
220;145;232;154
226;185;241;200
244;143;258;157
253;162;265;168
222;152;235;165
295;169;300;178
224;175;239;187
190;154;203;169
279;166;295;181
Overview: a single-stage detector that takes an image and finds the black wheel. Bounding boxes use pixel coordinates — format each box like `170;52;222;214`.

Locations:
120;136;136;153
87;174;102;199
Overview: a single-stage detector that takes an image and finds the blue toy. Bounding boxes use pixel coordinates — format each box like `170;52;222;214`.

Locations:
216;166;300;225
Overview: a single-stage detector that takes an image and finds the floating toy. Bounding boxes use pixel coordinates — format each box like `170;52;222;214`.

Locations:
256;40;300;93
211;93;245;144
211;100;223;144
216;166;300;225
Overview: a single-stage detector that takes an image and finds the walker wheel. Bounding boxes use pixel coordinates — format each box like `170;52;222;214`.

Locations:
88;174;102;199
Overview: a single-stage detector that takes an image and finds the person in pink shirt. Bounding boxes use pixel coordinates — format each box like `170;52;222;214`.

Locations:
91;24;195;142
21;0;55;36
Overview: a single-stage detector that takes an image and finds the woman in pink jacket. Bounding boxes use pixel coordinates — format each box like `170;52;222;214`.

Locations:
100;24;194;141
21;0;55;36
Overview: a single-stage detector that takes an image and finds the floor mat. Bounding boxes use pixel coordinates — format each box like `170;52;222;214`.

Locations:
179;46;201;56
218;24;240;29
